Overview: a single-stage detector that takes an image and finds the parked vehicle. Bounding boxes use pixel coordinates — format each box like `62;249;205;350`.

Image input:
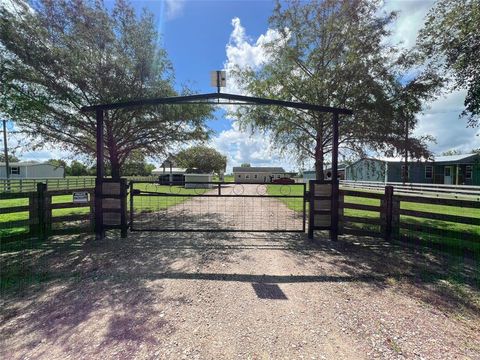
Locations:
272;177;295;184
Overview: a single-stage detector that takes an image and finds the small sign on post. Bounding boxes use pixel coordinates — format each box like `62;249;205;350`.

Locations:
73;191;89;204
210;70;226;93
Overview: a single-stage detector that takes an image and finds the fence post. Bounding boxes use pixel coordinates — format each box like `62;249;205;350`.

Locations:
391;196;400;240
338;191;344;235
382;185;394;241
37;182;47;239
120;178;128;238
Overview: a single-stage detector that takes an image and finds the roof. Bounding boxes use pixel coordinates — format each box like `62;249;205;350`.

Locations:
432;153;478;163
0;162;58;167
152;167;187;174
233;167;286;173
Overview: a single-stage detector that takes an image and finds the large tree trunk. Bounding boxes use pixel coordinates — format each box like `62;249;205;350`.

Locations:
314;132;324;181
105;118;122;179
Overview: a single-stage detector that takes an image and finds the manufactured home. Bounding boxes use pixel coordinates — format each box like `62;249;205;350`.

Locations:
345;153;480;185
232;167;292;183
0;162;64;179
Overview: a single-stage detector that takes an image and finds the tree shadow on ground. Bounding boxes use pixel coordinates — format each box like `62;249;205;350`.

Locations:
1;212;479;356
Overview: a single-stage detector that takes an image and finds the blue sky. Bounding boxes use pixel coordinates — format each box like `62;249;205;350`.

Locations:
4;0;480;171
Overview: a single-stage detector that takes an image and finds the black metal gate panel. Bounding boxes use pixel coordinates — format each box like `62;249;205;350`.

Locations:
129;181;306;232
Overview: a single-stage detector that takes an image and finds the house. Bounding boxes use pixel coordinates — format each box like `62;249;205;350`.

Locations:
302;163;347;182
232;167;292;183
152;157;187;184
0;162;64;179
345;153;480;185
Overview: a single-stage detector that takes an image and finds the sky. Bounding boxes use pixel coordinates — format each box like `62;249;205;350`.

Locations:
4;0;480;172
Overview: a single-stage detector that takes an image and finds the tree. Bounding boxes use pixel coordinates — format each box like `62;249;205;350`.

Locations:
0;154;19;162
122;150;155;176
176;146;227;174
0;0;212;178
441;149;462;156
417;0;480;126
240;163;251;167
68;160;89;177
46;159;67;169
231;0;441;179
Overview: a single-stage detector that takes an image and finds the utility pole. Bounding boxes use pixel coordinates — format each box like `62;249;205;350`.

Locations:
2;119;10;191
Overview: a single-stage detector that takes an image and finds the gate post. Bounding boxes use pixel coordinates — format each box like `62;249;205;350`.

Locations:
95;177;104;239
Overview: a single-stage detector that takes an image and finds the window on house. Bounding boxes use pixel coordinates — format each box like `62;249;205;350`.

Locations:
401;165;409;180
466;165;473;180
237;174;241;178
245;174;250;179
277;174;281;178
425;166;433;179
254;174;257;179
10;167;20;175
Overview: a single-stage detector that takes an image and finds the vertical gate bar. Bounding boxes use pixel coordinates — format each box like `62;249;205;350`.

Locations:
302;182;306;232
308;180;314;240
130;181;134;230
331;112;339;241
95;109;104;239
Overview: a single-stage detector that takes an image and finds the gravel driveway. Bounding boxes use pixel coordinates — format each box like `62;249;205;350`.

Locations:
1;192;479;359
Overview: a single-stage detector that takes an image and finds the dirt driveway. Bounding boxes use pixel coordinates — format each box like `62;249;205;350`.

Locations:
133;183;305;232
1;227;479;359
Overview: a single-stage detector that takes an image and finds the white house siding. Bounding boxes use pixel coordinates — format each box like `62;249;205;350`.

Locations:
345;159;387;182
0;163;64;179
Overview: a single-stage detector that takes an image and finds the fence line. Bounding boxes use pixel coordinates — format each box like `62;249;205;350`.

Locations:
0;184;94;240
340;180;480;200
339;186;480;246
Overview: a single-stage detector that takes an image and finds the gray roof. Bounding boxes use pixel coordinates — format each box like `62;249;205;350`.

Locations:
233;167;286;173
433;153;478;163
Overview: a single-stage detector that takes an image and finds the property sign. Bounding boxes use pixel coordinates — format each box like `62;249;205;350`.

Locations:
73;192;89;204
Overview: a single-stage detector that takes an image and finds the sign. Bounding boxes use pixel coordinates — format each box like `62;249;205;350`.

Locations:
73;192;89;204
210;70;226;88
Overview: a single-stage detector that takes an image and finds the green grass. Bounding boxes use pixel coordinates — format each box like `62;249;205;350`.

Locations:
267;184;480;254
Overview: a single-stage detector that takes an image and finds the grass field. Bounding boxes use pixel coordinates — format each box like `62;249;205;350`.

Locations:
267;184;480;253
2;181;479;255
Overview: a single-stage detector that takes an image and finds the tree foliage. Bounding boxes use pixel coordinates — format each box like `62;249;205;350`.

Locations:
417;0;480;126
0;0;212;178
231;0;442;177
0;153;19;162
176;146;227;174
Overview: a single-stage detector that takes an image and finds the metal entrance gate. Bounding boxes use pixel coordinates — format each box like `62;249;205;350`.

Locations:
129;181;306;232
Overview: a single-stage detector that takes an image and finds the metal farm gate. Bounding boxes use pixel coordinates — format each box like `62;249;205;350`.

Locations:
129;181;306;232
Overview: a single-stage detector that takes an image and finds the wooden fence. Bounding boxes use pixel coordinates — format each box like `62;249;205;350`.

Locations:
0;184;94;240
340;180;480;200
339;186;480;243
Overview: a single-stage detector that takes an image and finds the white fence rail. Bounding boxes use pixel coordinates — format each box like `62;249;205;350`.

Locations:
1;178;96;193
340;180;480;200
1;176;160;193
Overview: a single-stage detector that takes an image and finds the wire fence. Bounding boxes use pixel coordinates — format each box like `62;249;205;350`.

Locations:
130;182;306;232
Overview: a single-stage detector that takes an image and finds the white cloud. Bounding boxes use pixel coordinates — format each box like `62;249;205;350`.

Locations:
414;90;480;154
383;0;435;49
223;17;283;94
211;123;295;173
165;0;185;20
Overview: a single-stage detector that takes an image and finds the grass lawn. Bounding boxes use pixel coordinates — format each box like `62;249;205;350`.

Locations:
267;184;480;254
